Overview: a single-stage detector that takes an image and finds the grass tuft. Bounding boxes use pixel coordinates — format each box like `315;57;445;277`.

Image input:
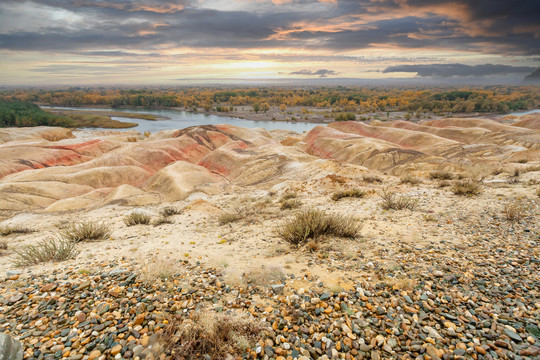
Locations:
0;225;33;237
280;199;302;210
160;206;181;217
400;174;421;185
14;238;79;266
450;181;483;196
60;221;111;242
430;170;453;180
331;189;366;201
379;188;418;210
0;241;7;252
503;200;526;221
363;175;383;183
218;212;242;225
276;209;361;245
161;311;263;360
124;212;151;226
280;192;297;201
153;216;174;226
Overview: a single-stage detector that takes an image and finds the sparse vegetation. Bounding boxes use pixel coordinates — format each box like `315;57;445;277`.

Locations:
60;221;112;242
161;311;263;360
140;257;178;282
430;170;453;180
244;266;284;286
399;174;421;185
0;240;7;252
451;181;483;196
363;175;383;183
280;192;297;201
276;209;361;245
0;225;33;237
160;206;181;217
14;238;79;266
280;199;302;210
379;188;419;210
503;200;527;221
422;214;437;222
218;212;242;225
124;212;152;226
153;216;174;226
331;189;365;201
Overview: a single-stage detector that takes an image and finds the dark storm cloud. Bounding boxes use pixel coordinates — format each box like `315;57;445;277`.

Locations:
382;64;536;77
290;69;338;77
0;0;539;55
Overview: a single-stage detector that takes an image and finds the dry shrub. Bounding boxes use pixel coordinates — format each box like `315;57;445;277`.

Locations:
537;188;540;197
451;181;483;196
280;192;297;201
161;312;263;360
503;200;527;221
438;181;451;188
140;257;178;282
379;188;419;210
0;241;7;252
399;174;421;185
124;212;151;226
160;206;181;217
153;216;174;226
218;212;242;225
244;266;284;286
331;189;365;201
280;199;302;210
430;170;453;180
14;238;79;266
0;225;33;237
60;221;111;242
276;209;362;245
363;175;383;183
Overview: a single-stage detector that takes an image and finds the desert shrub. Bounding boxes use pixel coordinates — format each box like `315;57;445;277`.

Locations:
0;241;7;251
516;159;528;164
399;174;421;185
280;199;302;210
430;170;453;180
160;206;181;217
537;188;540;197
379;188;419;210
161;312;263;360
422;214;437;222
60;221;112;242
331;189;365;201
276;209;361;245
363;175;383;183
124;212;151;226
14;238;79;266
0;225;33;237
438;181;451;188
503;200;526;221
244;266;284;286
334;112;356;121
218;212;242;225
280;192;297;201
140;257;178;282
153;216;174;226
451;181;483;196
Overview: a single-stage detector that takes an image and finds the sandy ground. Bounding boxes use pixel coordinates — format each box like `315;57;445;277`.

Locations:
1;169;538;292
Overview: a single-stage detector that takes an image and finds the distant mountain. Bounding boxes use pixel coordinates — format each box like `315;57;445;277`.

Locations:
523;68;540;84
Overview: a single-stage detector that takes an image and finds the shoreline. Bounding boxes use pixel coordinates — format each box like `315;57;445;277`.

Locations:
37;103;540;130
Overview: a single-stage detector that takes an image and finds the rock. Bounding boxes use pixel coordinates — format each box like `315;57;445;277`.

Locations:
504;328;523;342
0;333;23;360
270;284;284;295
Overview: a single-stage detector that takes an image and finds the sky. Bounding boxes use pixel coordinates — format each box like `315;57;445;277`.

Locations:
0;0;539;85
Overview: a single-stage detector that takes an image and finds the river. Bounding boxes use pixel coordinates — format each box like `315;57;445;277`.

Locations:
43;106;327;133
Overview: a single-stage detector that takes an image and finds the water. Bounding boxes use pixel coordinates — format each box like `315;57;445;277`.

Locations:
507;109;540;116
43;106;327;133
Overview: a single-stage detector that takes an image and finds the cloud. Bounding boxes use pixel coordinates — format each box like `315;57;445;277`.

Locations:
290;69;338;77
382;63;536;77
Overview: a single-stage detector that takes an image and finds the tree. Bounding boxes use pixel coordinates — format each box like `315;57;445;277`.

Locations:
261;102;270;113
279;104;287;112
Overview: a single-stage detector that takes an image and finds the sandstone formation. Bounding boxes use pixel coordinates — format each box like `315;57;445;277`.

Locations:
0;114;538;212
